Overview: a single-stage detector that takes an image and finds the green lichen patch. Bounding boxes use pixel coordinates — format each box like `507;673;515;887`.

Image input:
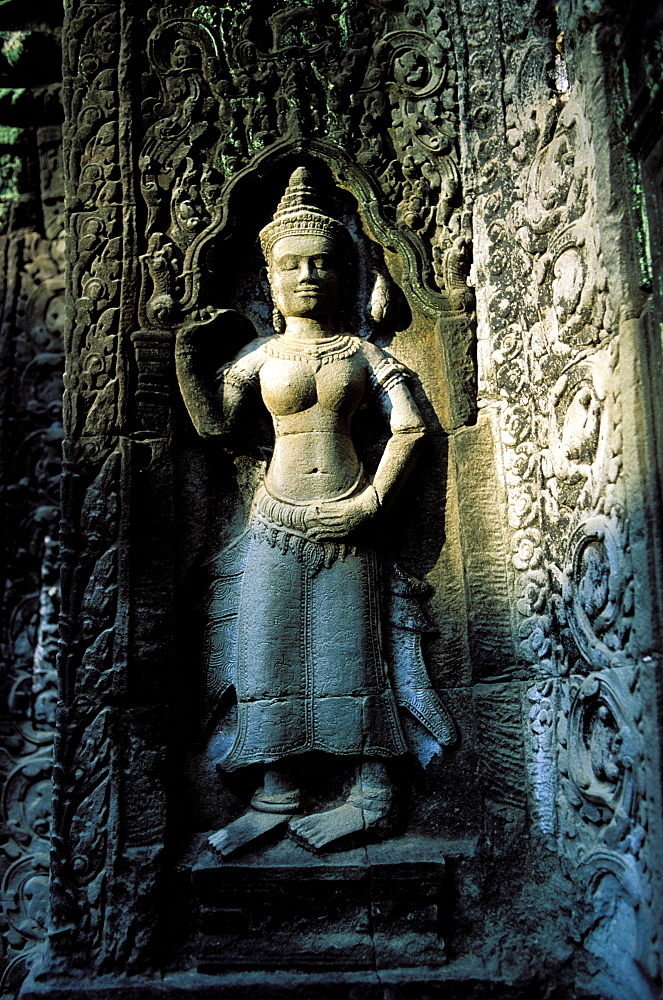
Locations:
0;86;25;103
0;150;21;230
0;123;21;143
0;29;28;66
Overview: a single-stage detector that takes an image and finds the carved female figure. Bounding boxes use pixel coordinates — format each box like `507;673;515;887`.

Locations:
176;168;453;855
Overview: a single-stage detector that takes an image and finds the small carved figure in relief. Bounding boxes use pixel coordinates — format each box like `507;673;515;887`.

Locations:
176;168;454;856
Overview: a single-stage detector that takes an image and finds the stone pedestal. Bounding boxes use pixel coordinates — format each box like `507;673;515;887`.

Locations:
22;837;500;999
190;835;453;974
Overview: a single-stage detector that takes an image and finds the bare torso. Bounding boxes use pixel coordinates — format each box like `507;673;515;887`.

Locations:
258;349;367;504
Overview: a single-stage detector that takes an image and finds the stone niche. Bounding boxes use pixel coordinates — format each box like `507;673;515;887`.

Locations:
3;1;662;999
165;152;479;981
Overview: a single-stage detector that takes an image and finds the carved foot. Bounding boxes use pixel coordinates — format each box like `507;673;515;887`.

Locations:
288;776;392;852
208;808;291;858
208;768;301;858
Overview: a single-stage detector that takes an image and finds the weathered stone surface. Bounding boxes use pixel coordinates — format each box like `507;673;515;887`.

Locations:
0;0;661;998
473;682;528;815
0;8;64;995
453;414;516;677
190;836;451;974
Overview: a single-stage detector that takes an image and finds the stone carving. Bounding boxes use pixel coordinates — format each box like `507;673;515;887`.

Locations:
62;0;129;442
574;849;647;996
7;1;659;995
525;678;557;836
176;167;454;857
0;92;64;992
556;663;660;988
139;1;472;331
44;444;121;970
469;49;627;681
464;8;662;989
566;675;634;819
562;515;632;670
37;0;139;970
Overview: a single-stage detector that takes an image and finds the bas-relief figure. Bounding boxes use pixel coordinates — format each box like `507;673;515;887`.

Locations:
176;168;454;857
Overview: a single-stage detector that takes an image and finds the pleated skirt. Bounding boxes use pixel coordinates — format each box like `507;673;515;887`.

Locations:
220;529;408;770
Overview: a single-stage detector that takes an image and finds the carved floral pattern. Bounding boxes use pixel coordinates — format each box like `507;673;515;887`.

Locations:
465;6;660;986
137;0;469;329
42;0;131;976
0;147;65;993
62;1;125;441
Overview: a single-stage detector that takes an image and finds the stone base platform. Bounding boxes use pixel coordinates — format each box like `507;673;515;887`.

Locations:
22;836;493;999
190;834;460;974
20;966;597;1000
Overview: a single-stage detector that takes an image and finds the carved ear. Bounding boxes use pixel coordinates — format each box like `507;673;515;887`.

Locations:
180;308;259;362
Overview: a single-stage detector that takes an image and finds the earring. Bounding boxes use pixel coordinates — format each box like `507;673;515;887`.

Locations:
273;307;285;333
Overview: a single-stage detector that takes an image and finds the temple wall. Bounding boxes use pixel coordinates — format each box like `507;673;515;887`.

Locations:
0;8;64;997
0;2;660;998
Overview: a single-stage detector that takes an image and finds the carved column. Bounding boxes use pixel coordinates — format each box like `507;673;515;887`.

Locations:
463;0;663;991
40;0;174;976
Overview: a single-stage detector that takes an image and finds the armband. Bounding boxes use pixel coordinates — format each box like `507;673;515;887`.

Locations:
370;356;409;394
216;362;259;391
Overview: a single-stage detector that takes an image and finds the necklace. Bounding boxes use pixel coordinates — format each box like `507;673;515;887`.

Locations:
263;334;360;370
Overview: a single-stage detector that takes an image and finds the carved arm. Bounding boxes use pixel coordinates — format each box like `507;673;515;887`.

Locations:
175;327;224;437
304;378;426;542
372;380;426;508
175;312;260;438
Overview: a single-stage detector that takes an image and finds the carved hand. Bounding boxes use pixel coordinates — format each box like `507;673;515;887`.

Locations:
304;485;379;541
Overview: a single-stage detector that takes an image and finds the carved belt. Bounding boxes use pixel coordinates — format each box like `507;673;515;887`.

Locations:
248;481;362;571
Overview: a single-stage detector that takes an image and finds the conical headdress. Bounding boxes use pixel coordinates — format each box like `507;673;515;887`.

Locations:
259;167;349;262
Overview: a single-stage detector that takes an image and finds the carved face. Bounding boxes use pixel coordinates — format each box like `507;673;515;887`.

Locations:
268;234;340;321
552;248;584;324
45;295;65;335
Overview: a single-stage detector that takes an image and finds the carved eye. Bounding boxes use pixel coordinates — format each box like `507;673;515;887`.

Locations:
277;255;299;271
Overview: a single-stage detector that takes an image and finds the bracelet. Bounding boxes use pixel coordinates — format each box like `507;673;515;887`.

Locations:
365;484;380;513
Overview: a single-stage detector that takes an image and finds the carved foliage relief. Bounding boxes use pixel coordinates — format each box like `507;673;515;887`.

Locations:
464;0;660;985
39;0;662;990
0;147;64;995
138;0;470;327
45;0;130;975
62;0;126;441
0;3;64;974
